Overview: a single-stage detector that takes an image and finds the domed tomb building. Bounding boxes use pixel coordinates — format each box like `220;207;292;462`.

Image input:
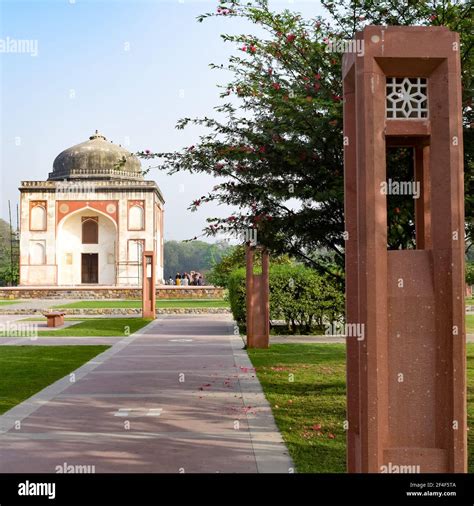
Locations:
19;131;165;286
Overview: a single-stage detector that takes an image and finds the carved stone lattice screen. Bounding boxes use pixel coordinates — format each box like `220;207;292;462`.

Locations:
386;77;428;119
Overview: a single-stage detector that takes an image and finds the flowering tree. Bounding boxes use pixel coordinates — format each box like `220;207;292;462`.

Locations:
139;0;473;275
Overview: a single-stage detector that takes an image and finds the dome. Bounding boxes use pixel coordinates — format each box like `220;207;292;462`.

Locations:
48;131;143;181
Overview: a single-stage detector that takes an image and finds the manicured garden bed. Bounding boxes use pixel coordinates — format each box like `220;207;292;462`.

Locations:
0;345;109;414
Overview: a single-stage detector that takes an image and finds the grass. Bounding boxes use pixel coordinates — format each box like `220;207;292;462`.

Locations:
52;299;229;309
36;318;152;337
467;315;474;334
470;344;474;473
467;297;474;305
248;344;346;472
0;300;18;306
0;345;109;414
248;343;474;473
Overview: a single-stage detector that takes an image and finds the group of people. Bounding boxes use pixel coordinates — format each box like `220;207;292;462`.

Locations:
167;271;204;286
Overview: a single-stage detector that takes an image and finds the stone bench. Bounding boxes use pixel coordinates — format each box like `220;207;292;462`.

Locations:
43;312;66;328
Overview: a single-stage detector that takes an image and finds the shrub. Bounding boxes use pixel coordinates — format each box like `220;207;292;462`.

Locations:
228;267;246;324
467;262;474;286
228;263;344;334
208;245;292;288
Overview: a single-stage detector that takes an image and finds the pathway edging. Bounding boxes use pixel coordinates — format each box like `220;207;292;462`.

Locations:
228;320;295;473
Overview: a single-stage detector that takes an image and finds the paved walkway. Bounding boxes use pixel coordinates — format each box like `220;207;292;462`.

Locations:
0;314;293;473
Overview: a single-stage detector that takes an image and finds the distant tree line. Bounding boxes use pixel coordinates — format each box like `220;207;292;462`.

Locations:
0;218;19;286
163;240;233;281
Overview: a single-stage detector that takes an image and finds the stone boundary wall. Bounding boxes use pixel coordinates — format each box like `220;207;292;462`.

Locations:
0;308;231;316
0;286;224;300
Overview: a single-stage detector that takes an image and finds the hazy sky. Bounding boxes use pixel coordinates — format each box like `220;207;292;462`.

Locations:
0;0;325;241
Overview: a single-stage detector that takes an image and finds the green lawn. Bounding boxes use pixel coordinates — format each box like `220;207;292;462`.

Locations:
248;343;474;473
37;318;152;337
467;314;474;333
53;299;229;309
0;345;109;414
0;300;18;306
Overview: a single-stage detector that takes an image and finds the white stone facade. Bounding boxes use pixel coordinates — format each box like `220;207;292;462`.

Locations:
19;180;165;286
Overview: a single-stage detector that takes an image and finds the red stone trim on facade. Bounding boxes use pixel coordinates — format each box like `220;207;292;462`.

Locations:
56;200;119;226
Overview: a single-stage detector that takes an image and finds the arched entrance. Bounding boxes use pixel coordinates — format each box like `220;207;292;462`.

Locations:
57;208;117;285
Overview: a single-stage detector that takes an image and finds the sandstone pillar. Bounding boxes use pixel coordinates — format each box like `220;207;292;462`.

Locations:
246;245;270;348
142;250;156;319
343;26;466;473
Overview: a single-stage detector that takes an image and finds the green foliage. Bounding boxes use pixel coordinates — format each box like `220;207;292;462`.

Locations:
467;262;474;286
207;245;243;287
386;148;417;250
0;264;19;287
0;219;19;286
207;244;292;287
270;264;344;332
228;266;247;324
228;263;344;333
141;0;473;274
163;240;232;280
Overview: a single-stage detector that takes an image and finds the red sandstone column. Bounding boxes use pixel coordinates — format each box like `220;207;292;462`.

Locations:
245;245;270;349
343;26;466;473
343;57;360;473
245;245;255;347
142;251;156;319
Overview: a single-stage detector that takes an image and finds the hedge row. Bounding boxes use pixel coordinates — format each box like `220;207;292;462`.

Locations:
228;263;344;333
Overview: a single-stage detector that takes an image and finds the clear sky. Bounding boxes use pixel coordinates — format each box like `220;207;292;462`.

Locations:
0;0;324;241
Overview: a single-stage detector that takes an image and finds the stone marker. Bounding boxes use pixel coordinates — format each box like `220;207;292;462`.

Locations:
343;26;466;473
142;251;156;319
245;245;270;348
